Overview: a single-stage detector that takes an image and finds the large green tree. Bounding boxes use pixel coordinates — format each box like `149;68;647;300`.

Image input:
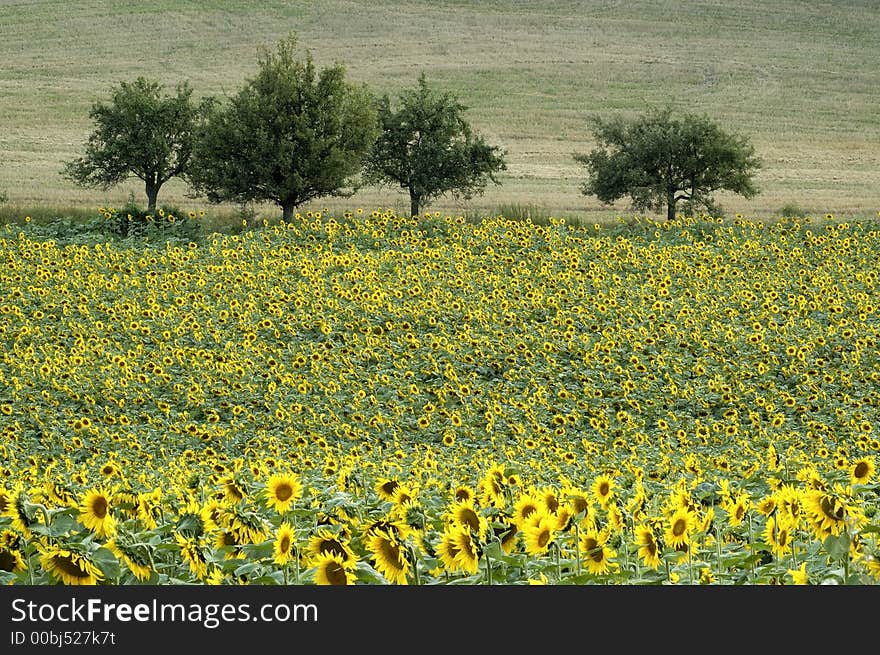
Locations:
364;73;506;218
574;107;761;220
188;35;378;221
63;77;211;212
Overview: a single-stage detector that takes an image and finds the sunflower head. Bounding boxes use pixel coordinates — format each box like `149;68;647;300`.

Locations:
851;457;876;485
512;493;543;529
308;527;355;565
274;521;298;566
265;473;303;514
366;527;411;585
312;552;357;585
39;545;103;585
523;514;557;555
0;545;25;573
79;489;116;539
591;474;615;509
579;528;617;575
635;524;662;570
107;534;153;582
375;478;400;502
220;476;247;503
448;499;488;540
665;507;693;549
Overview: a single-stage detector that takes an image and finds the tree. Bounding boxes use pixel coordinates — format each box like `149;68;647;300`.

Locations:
188;34;378;221
574;107;761;220
63;77;212;212
364;73;506;218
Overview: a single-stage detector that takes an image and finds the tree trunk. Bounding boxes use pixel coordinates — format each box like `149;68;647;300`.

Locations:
409;190;422;218
666;191;676;221
146;182;159;214
282;203;294;222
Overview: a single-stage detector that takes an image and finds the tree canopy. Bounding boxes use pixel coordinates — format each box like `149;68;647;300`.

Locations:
187;34;378;221
364;73;506;218
574;107;761;220
63;77;212;212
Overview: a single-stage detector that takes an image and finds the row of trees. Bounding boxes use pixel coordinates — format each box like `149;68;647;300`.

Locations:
62;33;760;222
63;34;506;220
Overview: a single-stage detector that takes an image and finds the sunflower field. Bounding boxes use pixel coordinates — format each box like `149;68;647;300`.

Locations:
1;208;879;586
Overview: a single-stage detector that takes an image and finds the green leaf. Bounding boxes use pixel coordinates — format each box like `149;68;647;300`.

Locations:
354;561;387;585
91;547;121;579
48;513;80;536
823;534;851;561
240;540;275;559
252;574;283;585
233;562;263;577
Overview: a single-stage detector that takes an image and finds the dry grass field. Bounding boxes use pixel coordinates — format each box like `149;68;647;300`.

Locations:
1;0;878;223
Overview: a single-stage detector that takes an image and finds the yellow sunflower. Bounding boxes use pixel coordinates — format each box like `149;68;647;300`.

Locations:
452;485;476;504
726;492;750;528
787;561;809;585
494;519;519;554
220;476;246;503
851;457;876;485
39;546;102;585
175;534;209;581
665;507;693;550
579;528;618;575
365;527;410;585
136;488;162;530
0;487;12;517
307;527;356;565
437;524;463;573
803;486;861;540
79;489;116;539
5;486;36;536
477;463;507;508
437;523;480;575
273;521;297;566
591;474;615;509
447;499;488;541
763;516;792;559
512;493;544;530
264;473;303;514
451;525;481;574
537;486;560;514
0;544;26;574
312;552;357;585
562;486;593;519
635;524;662;570
106;538;153;582
523;513;557;556
375;478;401;502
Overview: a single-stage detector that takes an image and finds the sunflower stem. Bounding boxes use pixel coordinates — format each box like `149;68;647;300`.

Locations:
747;511;755;581
145;544;158;582
554;540;561;582
687;543;694;585
409;543;420;586
38;506;53;546
23;535;35;585
484;547;492;585
633;538;641;582
293;502;301;583
574;522;581;577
